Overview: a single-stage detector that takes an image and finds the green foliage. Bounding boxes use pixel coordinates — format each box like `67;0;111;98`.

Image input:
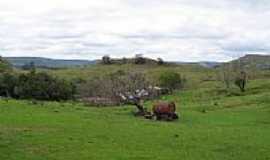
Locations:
0;79;270;160
0;57;12;72
0;72;18;97
0;71;75;101
158;70;186;92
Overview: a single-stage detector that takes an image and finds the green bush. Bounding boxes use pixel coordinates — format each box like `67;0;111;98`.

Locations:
0;57;12;72
0;72;18;97
158;70;185;92
0;71;75;101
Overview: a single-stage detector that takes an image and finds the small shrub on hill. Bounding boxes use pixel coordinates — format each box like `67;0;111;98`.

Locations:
158;70;186;92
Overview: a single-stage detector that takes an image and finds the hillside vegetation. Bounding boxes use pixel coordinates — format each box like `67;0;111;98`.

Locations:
0;79;269;160
0;55;270;160
0;57;12;72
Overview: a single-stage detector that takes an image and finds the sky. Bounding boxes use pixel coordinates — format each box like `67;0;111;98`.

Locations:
0;0;270;62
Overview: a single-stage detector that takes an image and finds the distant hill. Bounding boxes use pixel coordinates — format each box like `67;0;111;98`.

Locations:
5;54;269;70
171;61;221;68
228;54;270;70
4;57;96;69
98;56;222;68
198;61;221;68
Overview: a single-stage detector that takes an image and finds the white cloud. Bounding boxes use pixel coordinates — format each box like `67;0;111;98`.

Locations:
0;0;270;61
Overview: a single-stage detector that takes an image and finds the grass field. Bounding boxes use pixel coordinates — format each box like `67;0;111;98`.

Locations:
1;78;269;160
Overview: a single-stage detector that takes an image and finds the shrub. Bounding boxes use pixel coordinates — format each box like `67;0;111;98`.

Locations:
158;70;186;92
0;72;18;97
0;57;12;72
0;71;75;101
15;72;75;101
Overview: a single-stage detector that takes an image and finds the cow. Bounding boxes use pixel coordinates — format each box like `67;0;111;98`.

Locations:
152;101;178;121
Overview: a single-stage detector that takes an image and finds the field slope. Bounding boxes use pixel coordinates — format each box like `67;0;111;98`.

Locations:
0;79;270;160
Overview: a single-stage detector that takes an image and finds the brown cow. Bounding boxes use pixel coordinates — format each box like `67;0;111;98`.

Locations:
152;101;178;121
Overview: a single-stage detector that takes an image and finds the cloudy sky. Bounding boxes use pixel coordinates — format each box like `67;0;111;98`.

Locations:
0;0;270;62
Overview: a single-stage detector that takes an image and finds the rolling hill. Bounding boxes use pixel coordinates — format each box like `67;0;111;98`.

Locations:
4;54;270;70
229;54;270;70
4;57;96;69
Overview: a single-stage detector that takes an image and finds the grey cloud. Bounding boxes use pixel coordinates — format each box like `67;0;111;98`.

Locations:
0;0;270;61
122;32;227;40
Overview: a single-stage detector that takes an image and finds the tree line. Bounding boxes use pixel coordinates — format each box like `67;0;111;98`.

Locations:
0;70;75;101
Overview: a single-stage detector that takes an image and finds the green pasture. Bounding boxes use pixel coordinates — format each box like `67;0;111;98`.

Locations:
0;79;269;160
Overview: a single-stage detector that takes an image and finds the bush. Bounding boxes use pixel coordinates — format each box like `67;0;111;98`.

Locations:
0;71;75;101
0;72;18;97
158;70;186;92
0;57;12;72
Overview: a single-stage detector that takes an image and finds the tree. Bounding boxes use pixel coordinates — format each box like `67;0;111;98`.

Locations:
15;72;75;101
219;63;234;90
102;55;111;64
218;53;248;92
0;72;18;97
0;56;12;73
134;54;146;64
157;58;164;65
78;70;150;104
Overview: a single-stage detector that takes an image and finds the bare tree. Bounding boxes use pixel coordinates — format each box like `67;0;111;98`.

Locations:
218;53;248;92
220;63;234;90
78;70;150;105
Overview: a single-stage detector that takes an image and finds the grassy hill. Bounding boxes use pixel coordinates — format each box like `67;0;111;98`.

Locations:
1;55;270;160
0;79;269;160
227;54;270;70
49;63;216;89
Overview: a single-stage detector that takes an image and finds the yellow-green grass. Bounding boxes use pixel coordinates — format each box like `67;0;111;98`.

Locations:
0;79;269;160
50;64;211;79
